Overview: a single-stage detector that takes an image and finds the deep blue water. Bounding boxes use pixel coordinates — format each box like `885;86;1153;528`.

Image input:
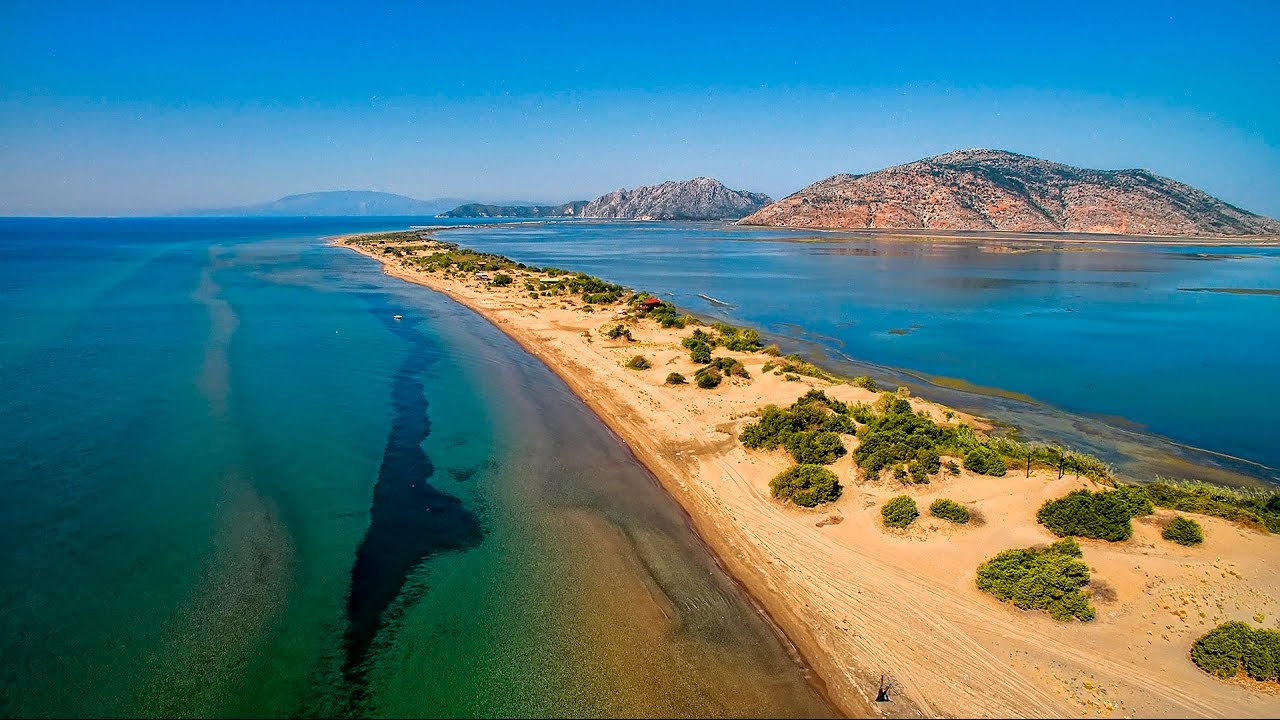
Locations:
447;221;1280;483
0;217;834;717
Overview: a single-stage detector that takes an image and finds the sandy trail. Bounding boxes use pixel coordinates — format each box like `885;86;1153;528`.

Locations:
339;233;1280;718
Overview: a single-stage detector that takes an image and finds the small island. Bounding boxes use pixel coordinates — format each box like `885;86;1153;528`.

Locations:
340;229;1280;718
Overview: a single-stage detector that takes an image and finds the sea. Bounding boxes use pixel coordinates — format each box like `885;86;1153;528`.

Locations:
1;215;1276;717
0;217;835;718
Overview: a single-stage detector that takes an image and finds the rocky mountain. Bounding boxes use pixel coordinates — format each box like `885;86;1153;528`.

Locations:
581;177;771;220
185;191;470;217
740;150;1280;236
438;201;588;218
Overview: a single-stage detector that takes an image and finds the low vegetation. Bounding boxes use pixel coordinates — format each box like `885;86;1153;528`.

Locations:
1140;479;1280;533
1191;622;1280;683
976;538;1096;621
665;372;686;385
740;390;855;465
769;464;842;507
1036;489;1150;541
962;446;1006;476
881;495;919;528
694;366;722;389
625;355;651;371
1162;516;1204;546
929;498;970;524
491;272;512;287
601;323;632;341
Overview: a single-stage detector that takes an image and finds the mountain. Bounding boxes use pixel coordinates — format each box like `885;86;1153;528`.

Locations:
580;178;771;220
739;149;1280;236
438;201;589;218
184;191;470;217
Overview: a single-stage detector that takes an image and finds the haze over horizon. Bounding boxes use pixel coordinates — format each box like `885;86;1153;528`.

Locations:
2;0;1277;217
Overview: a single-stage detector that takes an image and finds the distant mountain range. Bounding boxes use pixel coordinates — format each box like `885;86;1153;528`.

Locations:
438;201;589;218
740;149;1280;236
438;178;771;221
182;191;470;217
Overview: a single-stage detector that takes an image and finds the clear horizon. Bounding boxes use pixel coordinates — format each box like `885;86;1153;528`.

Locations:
2;0;1277;217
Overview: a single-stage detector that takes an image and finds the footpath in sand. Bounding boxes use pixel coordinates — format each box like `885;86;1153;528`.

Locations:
340;232;1280;718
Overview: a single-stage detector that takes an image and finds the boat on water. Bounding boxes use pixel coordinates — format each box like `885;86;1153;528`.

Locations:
393;314;403;320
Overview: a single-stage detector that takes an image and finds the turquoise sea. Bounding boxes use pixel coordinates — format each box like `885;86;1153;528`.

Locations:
0;218;835;718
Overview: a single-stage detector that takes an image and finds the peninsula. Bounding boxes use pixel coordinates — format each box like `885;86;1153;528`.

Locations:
339;230;1280;718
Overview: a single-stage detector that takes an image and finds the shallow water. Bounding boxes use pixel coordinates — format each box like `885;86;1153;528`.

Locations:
0;218;834;717
445;221;1280;484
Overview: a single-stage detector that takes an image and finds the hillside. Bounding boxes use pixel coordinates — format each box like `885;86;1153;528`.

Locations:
185;191;469;217
438;201;588;218
581;177;771;220
739;150;1280;236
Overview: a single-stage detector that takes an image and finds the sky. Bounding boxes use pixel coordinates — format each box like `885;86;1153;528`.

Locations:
1;0;1277;217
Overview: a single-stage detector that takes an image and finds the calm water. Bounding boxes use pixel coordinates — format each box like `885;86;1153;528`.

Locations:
448;221;1280;484
0;218;835;718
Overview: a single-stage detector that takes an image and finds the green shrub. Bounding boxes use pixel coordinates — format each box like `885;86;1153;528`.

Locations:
705;356;749;378
625;355;651;371
881;495;919;528
783;430;847;465
930;498;970;524
1141;480;1280;533
963;446;1007;476
602;324;632;341
1036;489;1137;542
694;366;722;389
1191;622;1280;682
854;394;954;479
762;343;781;356
688;342;712;364
1162;516;1204;546
491;273;513;286
769;464;842;507
784;373;800;381
761;361;776;373
665;372;686;385
1115;485;1154;517
976;538;1095;621
852;375;878;391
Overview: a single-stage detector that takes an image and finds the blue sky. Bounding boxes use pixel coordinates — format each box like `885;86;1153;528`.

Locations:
1;0;1277;216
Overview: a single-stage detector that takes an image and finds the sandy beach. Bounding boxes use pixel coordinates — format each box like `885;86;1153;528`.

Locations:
338;231;1280;718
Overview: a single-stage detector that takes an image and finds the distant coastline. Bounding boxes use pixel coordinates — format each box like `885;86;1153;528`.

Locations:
335;227;1280;718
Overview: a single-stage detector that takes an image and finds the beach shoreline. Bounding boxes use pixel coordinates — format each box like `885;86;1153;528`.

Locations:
335;230;1280;718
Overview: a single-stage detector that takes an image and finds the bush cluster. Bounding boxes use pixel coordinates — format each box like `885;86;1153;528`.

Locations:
1036;489;1146;542
1141;480;1280;533
625;355;651;371
929;498;970;524
769;464;842;507
854;395;948;481
713;322;763;352
491;272;513;286
976;538;1096;621
601;324;632;341
963;446;1007;476
1191;622;1280;682
740;391;858;464
665;372;686;385
881;495;919;528
1162;516;1204;546
694;366;722;389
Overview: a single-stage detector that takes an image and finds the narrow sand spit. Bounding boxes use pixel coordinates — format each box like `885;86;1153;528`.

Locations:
338;233;1280;718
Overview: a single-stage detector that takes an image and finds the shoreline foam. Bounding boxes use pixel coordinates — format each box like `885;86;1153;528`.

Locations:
336;230;1280;718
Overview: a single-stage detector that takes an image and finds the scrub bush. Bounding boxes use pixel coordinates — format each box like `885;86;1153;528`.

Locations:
769;464;842;507
881;495;919;528
1162;516;1204;546
976;538;1095;621
930;498;970;524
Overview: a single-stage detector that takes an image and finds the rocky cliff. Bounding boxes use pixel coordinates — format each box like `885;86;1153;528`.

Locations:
582;177;771;220
740;149;1280;236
